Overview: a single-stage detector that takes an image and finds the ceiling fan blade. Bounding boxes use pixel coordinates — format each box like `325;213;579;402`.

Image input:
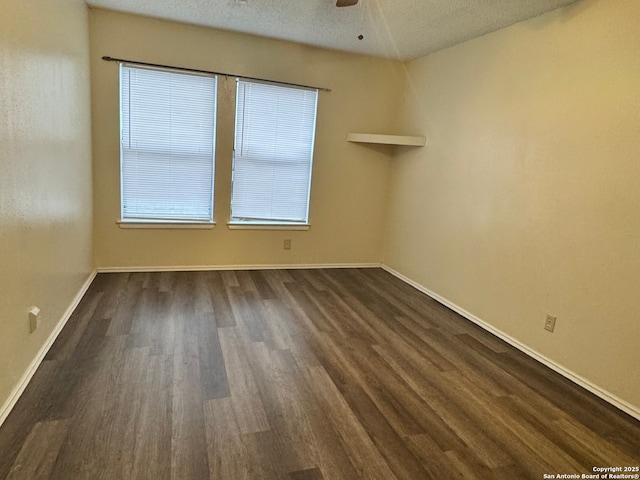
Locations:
336;0;358;7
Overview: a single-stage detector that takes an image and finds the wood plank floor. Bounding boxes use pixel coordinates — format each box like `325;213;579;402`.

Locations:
0;268;638;480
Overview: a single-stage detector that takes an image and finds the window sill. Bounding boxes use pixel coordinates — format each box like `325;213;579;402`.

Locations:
117;220;215;230
227;221;310;231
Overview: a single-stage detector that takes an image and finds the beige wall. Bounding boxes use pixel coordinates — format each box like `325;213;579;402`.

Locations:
89;9;404;269
385;0;640;411
0;1;93;410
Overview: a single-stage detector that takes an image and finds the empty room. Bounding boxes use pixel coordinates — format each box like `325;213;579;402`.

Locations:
1;0;639;478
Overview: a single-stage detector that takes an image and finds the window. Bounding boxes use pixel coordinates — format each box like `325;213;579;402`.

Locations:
230;79;318;225
120;64;217;223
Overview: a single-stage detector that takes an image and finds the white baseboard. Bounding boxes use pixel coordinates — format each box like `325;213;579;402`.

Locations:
0;270;97;428
97;262;381;273
381;265;640;422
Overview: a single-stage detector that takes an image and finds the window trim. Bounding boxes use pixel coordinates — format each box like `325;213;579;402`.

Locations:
227;221;310;231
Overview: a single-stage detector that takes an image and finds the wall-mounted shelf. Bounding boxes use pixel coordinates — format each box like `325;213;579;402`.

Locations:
346;133;426;147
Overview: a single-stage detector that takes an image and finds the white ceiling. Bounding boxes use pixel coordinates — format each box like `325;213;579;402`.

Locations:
85;0;580;60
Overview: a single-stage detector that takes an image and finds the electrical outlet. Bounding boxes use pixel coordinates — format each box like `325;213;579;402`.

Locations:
283;239;291;250
29;306;41;333
544;314;556;333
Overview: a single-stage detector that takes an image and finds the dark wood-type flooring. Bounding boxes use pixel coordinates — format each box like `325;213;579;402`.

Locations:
1;268;638;479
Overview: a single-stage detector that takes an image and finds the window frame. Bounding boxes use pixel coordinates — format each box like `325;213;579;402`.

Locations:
118;63;218;227
228;79;318;229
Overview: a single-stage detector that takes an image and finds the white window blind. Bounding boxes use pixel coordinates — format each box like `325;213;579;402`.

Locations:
120;64;217;222
231;80;318;224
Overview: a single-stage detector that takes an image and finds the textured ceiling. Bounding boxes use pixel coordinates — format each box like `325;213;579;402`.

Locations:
85;0;581;60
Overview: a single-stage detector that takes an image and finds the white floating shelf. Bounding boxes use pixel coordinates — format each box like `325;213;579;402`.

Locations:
346;133;426;147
